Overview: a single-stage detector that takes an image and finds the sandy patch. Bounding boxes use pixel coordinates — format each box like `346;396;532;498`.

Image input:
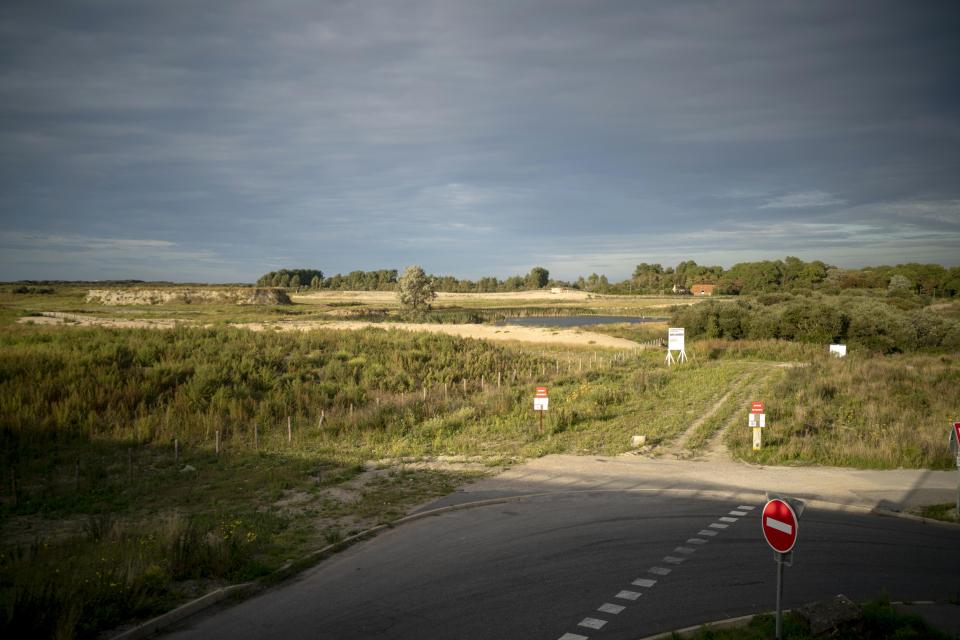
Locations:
18;312;183;329
19;311;645;349
235;320;643;349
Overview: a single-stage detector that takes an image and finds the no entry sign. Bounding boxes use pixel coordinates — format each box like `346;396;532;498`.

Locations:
762;498;799;553
751;401;765;414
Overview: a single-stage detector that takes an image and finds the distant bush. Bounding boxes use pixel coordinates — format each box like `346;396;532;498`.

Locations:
671;296;960;353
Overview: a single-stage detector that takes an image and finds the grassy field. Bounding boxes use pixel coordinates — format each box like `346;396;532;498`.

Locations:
0;319;741;638
679;597;953;639
2;286;959;638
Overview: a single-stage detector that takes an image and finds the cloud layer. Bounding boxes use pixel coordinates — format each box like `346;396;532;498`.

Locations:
1;1;958;281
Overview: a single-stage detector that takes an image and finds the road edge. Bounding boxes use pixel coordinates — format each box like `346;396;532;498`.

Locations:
109;488;960;639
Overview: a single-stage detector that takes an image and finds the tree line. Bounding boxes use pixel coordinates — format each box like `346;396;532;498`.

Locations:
256;267;552;293
257;257;960;297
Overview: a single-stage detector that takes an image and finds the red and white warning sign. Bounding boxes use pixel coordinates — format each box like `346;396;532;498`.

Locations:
762;498;799;554
751;401;765;414
534;386;549;411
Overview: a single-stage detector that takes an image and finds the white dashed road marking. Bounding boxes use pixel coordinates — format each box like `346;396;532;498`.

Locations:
556;503;757;640
598;603;625;615
579;617;608;630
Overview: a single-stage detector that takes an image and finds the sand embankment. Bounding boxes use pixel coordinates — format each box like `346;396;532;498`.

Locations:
235;320;642;349
19;313;643;349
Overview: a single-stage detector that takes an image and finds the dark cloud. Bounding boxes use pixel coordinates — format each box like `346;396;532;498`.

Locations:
1;0;958;281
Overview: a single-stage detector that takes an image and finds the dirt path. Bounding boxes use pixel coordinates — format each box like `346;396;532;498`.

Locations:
698;366;789;460
658;372;751;459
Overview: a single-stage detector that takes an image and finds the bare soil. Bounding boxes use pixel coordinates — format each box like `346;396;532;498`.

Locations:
19;312;644;349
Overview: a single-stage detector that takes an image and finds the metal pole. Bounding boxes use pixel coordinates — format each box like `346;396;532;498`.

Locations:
776;553;784;640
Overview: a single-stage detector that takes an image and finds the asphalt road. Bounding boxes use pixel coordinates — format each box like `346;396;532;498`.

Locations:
164;491;960;640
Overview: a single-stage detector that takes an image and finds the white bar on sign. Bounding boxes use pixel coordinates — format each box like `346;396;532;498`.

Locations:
766;517;793;535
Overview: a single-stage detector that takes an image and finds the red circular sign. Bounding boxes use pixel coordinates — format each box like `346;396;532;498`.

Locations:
762;499;799;553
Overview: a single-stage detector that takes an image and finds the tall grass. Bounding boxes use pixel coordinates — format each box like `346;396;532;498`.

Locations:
1;510;283;639
727;353;959;468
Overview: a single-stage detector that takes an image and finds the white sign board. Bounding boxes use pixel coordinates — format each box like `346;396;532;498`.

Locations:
829;344;847;358
534;397;549;411
749;413;766;428
668;328;685;351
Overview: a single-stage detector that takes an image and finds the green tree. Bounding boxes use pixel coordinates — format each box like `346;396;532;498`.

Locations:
526;266;549;289
310;275;321;289
397;265;436;311
289;274;300;290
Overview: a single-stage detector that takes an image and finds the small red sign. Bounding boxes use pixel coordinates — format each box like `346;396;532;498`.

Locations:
751;401;765;414
762;499;799;553
535;387;548;398
954;422;960;442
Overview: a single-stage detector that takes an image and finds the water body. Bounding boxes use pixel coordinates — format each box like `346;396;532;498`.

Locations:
496;315;665;328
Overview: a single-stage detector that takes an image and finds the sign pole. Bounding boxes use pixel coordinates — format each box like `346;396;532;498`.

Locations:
762;497;801;640
775;553;784;640
951;423;960;517
539;409;543;433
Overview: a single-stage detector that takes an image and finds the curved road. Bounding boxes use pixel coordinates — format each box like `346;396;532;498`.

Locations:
165;490;960;640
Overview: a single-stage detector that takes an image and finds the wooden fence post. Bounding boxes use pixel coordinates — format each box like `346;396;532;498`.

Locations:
287;416;292;443
216;430;221;455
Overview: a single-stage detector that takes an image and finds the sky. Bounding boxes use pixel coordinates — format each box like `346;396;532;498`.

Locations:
1;1;959;283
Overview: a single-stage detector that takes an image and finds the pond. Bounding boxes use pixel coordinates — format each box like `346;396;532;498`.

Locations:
495;315;665;328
